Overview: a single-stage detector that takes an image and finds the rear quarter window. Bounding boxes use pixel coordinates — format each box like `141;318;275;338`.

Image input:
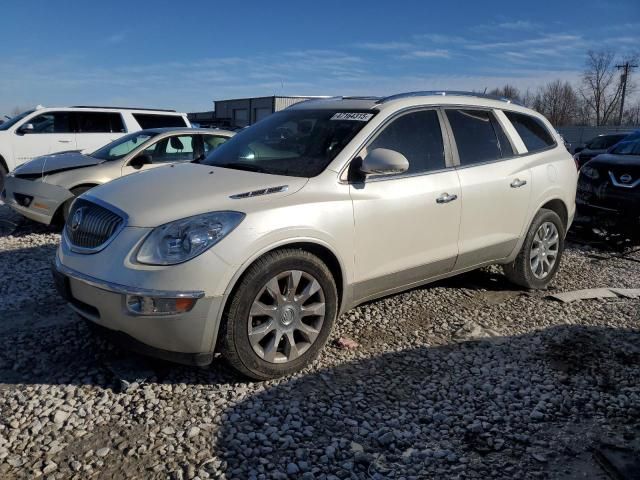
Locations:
132;113;188;129
504;111;555;153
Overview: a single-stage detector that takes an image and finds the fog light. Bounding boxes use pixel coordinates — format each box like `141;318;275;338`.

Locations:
13;193;33;207
126;295;197;315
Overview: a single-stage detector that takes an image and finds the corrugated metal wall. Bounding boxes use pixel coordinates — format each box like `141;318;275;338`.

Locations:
557;126;637;150
274;97;313;111
212;96;314;127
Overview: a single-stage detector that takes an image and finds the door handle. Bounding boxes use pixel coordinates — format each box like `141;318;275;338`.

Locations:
58;140;72;143
510;178;527;188
436;193;458;204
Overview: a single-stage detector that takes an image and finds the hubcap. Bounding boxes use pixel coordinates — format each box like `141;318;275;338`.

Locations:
248;270;326;364
530;221;560;279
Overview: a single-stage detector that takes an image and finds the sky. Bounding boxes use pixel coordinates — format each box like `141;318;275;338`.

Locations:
0;0;638;115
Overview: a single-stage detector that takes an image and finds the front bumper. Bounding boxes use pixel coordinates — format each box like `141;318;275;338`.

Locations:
3;176;73;224
53;256;224;365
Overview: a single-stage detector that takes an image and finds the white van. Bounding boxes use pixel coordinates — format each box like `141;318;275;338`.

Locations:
0;106;190;190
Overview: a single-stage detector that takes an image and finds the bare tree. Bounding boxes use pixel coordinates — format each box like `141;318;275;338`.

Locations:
581;50;623;125
520;88;535;108
531;80;579;126
573;96;594;126
488;84;521;102
623;99;640;126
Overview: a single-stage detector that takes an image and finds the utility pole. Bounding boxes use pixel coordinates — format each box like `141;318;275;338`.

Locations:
616;61;638;126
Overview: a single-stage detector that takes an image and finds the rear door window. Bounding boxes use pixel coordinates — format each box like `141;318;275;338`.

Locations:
132;113;188;129
143;135;197;163
446;109;513;166
76;112;125;133
503;111;555;153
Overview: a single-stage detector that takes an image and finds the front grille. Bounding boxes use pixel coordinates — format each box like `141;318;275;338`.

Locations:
65;198;124;252
609;167;640;188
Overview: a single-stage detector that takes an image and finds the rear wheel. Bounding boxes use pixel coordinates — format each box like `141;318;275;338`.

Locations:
221;249;338;380
503;208;565;289
62;186;94;224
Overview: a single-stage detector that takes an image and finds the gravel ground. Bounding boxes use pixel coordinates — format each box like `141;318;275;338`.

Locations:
0;204;639;479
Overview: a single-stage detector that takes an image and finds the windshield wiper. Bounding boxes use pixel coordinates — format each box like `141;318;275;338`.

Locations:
217;162;268;173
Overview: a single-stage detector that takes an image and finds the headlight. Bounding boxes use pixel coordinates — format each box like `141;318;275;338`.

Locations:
137;211;245;265
580;166;599;180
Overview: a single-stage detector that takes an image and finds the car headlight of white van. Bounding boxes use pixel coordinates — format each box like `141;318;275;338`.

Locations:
137;211;245;265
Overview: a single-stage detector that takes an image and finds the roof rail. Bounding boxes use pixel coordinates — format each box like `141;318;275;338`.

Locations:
376;91;524;106
71;106;178;112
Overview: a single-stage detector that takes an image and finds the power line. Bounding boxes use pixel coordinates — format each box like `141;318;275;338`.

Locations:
615;61;638;126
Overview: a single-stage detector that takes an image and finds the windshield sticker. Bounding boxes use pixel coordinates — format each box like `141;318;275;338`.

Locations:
331;112;374;121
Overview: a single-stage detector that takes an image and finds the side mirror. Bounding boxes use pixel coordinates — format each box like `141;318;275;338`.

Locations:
129;153;152;170
18;123;35;134
360;148;409;176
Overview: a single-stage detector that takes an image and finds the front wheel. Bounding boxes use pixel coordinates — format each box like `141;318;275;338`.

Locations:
0;164;7;194
503;208;565;289
221;249;338;380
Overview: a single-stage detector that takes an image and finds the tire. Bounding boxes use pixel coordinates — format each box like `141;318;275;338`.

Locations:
0;163;7;195
503;208;565;289
221;249;338;380
62;186;94;223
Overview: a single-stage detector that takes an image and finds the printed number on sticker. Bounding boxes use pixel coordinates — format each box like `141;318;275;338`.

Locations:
331;112;374;121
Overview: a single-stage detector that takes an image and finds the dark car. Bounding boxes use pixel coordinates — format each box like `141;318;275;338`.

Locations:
576;140;640;235
574;133;630;168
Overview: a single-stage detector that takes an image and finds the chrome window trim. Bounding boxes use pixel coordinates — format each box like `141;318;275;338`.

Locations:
55;256;205;299
65;194;129;254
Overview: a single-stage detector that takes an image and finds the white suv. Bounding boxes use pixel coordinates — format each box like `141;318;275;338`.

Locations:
0;105;190;190
53;92;578;379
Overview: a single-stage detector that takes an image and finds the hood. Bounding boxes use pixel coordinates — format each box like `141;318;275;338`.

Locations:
13;151;100;178
587;153;640;168
86;162;308;227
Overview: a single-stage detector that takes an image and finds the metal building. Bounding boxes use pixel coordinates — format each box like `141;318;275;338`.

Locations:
213;96;318;128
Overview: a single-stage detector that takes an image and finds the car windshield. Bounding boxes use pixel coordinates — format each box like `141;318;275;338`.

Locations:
610;140;640;155
200;109;376;177
588;135;626;149
622;131;640;142
0;109;35;131
91;131;158;161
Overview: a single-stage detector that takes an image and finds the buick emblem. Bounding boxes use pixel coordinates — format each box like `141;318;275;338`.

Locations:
71;208;84;231
620;173;633;184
